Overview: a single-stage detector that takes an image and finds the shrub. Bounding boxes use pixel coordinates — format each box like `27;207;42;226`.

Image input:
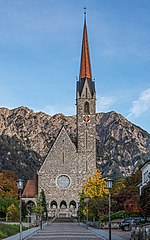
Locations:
99;210;142;222
0;230;7;238
0;224;27;238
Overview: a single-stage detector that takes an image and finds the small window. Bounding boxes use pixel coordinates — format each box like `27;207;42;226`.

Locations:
144;170;149;183
84;101;90;114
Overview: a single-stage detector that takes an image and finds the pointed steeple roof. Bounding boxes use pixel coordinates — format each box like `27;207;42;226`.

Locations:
79;13;92;80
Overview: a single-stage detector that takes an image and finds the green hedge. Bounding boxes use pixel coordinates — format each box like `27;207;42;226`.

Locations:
0;224;27;239
100;210;142;222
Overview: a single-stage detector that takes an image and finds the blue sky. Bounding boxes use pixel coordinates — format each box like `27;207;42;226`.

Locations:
0;0;150;133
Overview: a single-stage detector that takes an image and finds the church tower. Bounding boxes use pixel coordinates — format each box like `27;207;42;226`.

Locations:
76;13;96;176
36;12;96;219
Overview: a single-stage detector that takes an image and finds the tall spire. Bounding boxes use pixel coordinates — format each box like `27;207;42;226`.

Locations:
79;10;92;80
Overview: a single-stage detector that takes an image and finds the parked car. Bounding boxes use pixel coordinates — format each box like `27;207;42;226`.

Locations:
119;217;145;231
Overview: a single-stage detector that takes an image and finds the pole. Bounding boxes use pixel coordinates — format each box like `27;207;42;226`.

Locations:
86;200;88;228
40;209;42;230
108;191;111;240
79;206;80;223
19;190;22;240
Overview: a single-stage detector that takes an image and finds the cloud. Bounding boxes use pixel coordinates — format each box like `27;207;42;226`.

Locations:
128;88;150;118
97;96;116;112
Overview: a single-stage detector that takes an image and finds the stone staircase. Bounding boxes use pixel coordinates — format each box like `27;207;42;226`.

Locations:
54;217;77;223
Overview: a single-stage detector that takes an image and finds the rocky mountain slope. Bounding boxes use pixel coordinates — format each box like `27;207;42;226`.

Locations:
0;106;149;180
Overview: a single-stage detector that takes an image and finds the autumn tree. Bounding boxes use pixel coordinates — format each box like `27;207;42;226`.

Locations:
81;169;108;198
140;182;150;218
0;170;18;198
0;195;19;220
111;170;142;214
6;203;19;221
124;195;142;213
80;169;108;220
0;170;19;220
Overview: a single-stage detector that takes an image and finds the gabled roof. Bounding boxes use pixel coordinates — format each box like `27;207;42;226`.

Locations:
140;160;150;171
77;78;95;97
22;179;38;198
38;126;77;174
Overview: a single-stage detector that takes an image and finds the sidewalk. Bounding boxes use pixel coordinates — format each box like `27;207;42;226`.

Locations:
89;227;128;240
80;223;129;240
5;223;47;240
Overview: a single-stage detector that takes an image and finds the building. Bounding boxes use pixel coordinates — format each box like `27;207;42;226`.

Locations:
22;13;96;219
139;160;150;195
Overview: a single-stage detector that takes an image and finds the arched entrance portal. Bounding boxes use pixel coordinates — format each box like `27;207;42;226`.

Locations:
50;200;58;218
60;201;67;209
26;200;36;215
69;201;76;209
58;201;68;218
51;200;57;209
48;200;78;219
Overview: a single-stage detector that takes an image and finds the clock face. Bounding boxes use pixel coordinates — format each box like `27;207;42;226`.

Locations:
57;175;70;189
83;115;90;122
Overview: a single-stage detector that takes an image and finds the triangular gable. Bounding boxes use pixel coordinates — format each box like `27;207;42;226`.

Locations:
80;78;94;98
38;127;77;174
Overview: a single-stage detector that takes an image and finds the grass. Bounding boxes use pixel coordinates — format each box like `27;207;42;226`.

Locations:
0;223;27;239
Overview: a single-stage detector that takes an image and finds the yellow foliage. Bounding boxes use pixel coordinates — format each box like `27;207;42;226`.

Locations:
112;179;126;195
6;203;19;220
81;169;108;199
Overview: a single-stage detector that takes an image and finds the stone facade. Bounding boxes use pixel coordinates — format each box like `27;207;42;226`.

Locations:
38;17;96;218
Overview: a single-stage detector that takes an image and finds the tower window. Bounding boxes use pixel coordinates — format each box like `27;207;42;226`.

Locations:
86;161;88;172
62;151;65;164
86;87;88;98
84;101;90;114
85;131;88;149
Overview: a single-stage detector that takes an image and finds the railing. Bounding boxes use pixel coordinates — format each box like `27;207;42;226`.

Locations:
51;209;60;222
130;224;150;240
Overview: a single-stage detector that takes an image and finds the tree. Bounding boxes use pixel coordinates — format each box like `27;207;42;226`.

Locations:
6;204;19;221
124;170;141;195
140;182;150;218
32;193;44;221
0;194;19;220
111;170;142;214
111;179;126;196
0;170;18;198
40;189;48;220
124;195;142;213
81;169;108;198
0;195;5;217
80;169;108;220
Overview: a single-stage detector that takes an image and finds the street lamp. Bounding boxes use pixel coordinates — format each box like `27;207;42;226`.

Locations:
106;178;113;240
77;202;81;223
39;193;43;230
16;179;24;240
85;196;89;229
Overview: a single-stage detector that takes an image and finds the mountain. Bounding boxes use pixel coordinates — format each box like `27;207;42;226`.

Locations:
0;106;149;180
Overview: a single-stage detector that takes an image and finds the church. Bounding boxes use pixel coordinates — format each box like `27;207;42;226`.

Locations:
22;14;97;219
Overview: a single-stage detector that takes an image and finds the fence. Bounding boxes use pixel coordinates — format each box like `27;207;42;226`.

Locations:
130;224;150;240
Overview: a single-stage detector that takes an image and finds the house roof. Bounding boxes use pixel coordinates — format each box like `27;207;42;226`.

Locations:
22;179;38;198
140;159;150;171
